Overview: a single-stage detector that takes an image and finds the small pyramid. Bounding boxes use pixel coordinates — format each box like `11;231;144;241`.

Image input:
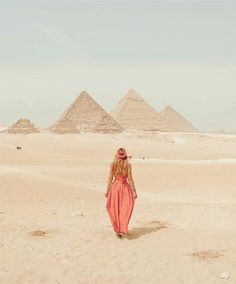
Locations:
160;105;198;132
50;91;123;134
110;89;172;131
5;118;40;134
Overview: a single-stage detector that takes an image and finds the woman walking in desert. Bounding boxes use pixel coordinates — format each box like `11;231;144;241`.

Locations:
105;147;137;238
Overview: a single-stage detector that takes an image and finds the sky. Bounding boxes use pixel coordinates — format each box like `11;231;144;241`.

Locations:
0;0;235;132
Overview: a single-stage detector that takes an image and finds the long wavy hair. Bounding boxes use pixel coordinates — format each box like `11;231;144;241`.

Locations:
112;147;129;176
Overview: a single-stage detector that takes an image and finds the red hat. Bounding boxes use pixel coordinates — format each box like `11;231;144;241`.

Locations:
117;148;127;160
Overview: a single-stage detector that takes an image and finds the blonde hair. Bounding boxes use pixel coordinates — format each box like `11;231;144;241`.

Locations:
112;147;129;176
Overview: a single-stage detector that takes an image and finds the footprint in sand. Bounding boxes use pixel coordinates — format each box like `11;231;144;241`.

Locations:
190;250;224;261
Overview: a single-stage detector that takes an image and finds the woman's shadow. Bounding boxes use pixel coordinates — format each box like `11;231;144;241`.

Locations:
123;220;170;240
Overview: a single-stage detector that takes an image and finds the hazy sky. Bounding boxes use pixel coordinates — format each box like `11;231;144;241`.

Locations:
0;0;235;132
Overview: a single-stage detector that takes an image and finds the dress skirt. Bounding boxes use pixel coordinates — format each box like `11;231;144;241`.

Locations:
106;175;135;234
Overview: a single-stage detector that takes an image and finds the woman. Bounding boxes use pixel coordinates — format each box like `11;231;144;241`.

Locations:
105;147;137;238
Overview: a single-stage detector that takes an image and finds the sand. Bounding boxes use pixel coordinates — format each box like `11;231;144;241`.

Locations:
0;131;236;284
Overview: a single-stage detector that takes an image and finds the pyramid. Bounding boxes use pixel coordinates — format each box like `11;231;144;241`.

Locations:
50;91;124;134
5;118;40;134
110;89;173;131
160;105;198;132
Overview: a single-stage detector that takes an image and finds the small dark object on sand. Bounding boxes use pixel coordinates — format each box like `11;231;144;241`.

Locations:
128;156;132;159
30;230;47;237
16;146;22;150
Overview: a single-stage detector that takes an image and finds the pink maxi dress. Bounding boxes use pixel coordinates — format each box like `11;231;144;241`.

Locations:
106;174;135;234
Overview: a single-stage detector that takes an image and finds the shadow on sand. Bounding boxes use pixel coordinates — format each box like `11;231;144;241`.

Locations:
124;220;170;240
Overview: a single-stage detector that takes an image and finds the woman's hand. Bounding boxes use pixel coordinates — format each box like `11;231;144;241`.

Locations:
133;191;137;199
105;191;109;198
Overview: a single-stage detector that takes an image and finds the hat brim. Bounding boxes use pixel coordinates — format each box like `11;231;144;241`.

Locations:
117;155;127;160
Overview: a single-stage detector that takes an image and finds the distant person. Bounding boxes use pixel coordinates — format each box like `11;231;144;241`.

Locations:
105;147;137;238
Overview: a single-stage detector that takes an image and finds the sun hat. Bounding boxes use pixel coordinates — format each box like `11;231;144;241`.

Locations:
117;148;127;160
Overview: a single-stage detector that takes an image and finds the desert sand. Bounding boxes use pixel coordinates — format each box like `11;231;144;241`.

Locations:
0;131;236;284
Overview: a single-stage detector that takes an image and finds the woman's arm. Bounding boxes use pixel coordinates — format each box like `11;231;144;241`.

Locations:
105;163;114;197
128;164;137;198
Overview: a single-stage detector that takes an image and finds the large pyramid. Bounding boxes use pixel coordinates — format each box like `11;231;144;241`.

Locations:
160;105;198;132
5;118;40;134
110;89;173;131
50;91;124;134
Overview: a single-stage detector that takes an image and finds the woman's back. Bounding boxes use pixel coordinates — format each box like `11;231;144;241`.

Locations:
112;155;129;177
